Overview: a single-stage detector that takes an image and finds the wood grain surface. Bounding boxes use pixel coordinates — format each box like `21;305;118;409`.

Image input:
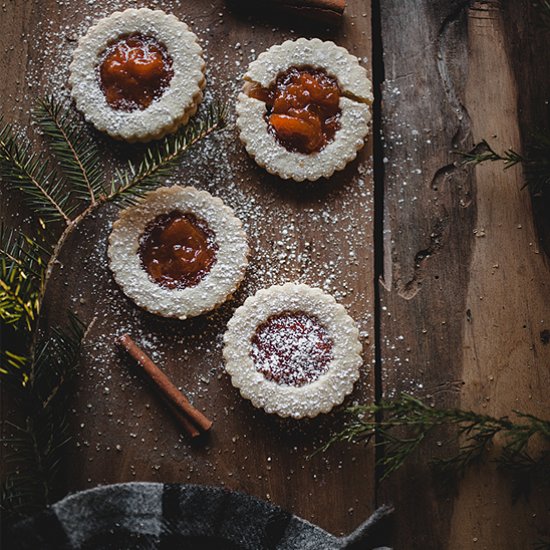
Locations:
379;1;550;548
1;0;376;538
1;0;550;548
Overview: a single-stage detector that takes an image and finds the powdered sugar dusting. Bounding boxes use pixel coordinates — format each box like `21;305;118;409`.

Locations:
236;38;372;181
251;312;333;386
108;185;249;319
224;283;362;419
5;1;376;520
69;8;206;142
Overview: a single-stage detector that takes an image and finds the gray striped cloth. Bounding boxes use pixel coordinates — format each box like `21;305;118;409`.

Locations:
11;483;393;549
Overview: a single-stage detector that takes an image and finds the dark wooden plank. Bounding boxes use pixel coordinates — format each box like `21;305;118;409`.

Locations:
504;1;550;256
379;1;550;548
0;0;33;226
0;0;376;536
446;3;550;546
378;2;476;545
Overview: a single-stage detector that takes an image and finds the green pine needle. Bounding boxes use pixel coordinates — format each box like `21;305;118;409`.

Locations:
108;102;228;206
325;394;550;485
2;99;228;219
0;120;73;224
535;0;550;29
0;226;47;331
1;95;228;527
0;275;37;330
459;139;523;170
0;350;28;385
0;224;48;282
35;97;105;206
1;96;227;337
1;316;84;521
458;133;550;196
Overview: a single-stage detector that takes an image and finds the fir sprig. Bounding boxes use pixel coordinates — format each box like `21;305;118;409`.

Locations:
0;226;47;331
458;132;550;196
459;139;523;169
1;317;84;521
535;0;550;29
0;95;228;527
108;102;228;205
35;97;105;205
0;121;73;224
325;394;550;484
0;350;28;385
0;98;227;335
1;100;227;225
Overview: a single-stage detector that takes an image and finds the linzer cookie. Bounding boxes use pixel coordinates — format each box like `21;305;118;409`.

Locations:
236;38;373;181
69;8;206;142
223;283;363;418
108;186;249;319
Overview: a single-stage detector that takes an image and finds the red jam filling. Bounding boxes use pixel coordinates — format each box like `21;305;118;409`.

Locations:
248;67;341;154
251;312;334;387
139;211;217;290
99;34;174;111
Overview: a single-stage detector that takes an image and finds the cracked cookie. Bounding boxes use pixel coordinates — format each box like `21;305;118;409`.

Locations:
236;38;373;181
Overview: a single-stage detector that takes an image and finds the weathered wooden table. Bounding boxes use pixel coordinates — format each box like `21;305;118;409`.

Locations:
1;1;549;548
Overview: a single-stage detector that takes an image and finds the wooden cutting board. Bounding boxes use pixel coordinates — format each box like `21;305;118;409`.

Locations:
3;1;550;547
3;0;375;536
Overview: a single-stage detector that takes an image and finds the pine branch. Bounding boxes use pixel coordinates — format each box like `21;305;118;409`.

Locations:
458;133;550;196
325;394;550;485
0;225;49;284
30;316;84;405
1;97;227;526
0;119;73;224
35;97;105;206
1;317;84;522
0;226;48;331
0;349;28;386
108;102;227;206
1;99;228;226
535;0;550;29
458;139;523;169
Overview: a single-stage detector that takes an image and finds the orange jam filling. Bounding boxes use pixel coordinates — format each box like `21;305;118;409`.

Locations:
251;312;334;387
249;67;341;154
139;211;217;290
99;34;174;111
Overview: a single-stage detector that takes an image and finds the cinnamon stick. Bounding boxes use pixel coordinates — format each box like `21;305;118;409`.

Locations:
163;400;201;439
118;334;213;436
228;0;346;23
